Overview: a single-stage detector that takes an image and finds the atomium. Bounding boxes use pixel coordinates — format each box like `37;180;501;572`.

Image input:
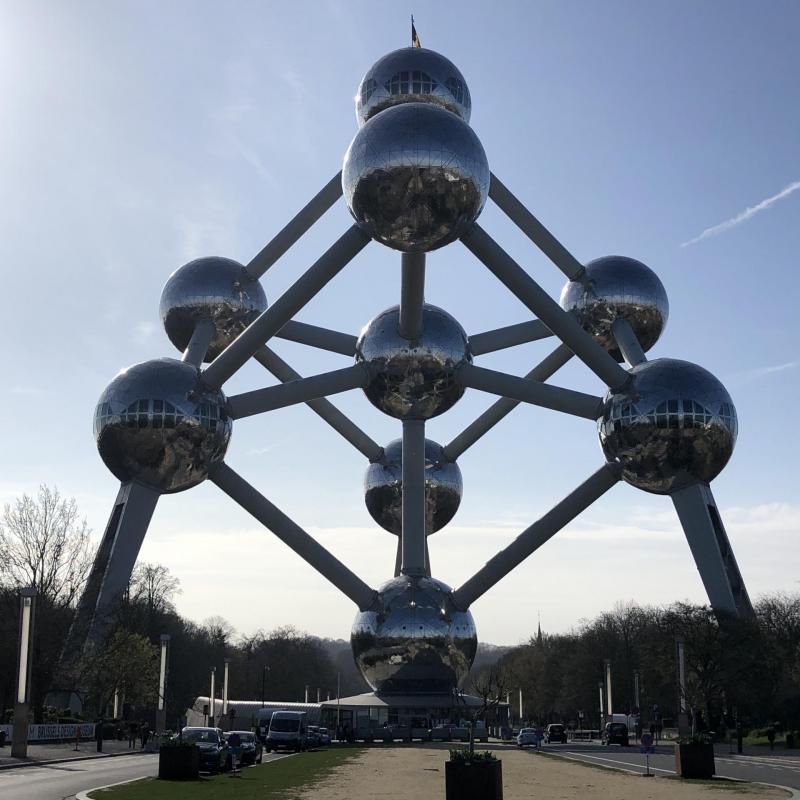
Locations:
364;438;462;535
355;46;472;125
599;358;737;494
355;304;471;419
160;256;268;362
560;256;668;362
351;575;477;694
94;358;232;493
343;102;489;251
71;42;753;694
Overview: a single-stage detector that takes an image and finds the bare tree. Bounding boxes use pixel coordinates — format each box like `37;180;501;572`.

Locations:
129;562;181;613
0;485;92;606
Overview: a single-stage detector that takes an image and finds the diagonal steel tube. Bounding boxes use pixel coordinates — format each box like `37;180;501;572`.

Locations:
451;463;621;609
246;171;344;279
458;362;603;420
202;225;370;389
182;319;216;367
443;344;574;461
401;419;427;576
489;172;584;280
226;363;369;419
398;252;426;340
468;319;553;355
611;318;647;367
275;320;358;356
461;225;629;391
210;462;377;610
254;346;383;462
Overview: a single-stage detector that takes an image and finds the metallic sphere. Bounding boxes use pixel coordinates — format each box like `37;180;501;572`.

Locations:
94;358;232;493
342;103;489;252
351;575;477;694
560;256;668;362
160;257;267;362
364;439;462;535
599;358;737;494
356;47;472;126
356;304;471;419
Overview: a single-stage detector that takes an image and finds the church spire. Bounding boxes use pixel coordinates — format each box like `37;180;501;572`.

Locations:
536;611;543;647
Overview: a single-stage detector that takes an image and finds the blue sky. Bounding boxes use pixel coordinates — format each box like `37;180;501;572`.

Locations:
1;1;798;645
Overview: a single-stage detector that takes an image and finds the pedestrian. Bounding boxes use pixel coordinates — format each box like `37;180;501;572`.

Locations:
767;725;776;751
128;720;138;749
96;717;104;753
140;720;148;749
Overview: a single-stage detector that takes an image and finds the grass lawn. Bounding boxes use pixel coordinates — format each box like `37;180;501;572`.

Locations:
88;747;364;799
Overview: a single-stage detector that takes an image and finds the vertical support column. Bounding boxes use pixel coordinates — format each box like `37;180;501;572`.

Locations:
398;253;426;340
11;588;37;758
604;659;613;718
598;681;605;729
401;419;427;576
156;635;170;735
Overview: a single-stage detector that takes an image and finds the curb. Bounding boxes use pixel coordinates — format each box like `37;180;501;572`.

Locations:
76;774;150;800
0;749;153;771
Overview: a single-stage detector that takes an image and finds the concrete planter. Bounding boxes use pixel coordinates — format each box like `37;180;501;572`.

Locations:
675;743;715;779
445;759;503;800
158;744;199;780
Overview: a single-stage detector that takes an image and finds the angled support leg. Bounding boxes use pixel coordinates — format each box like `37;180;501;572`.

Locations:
401;419;427;576
488;173;585;280
671;482;753;618
225;363;369;419
246;171;343;279
275;320;358;357
210;462;377;610
611;318;647;367
461;225;629;391
182;319;216;367
254;346;383;462
61;482;159;668
443;344;574;461
468;319;553;355
451;463;621;609
202;225;370;390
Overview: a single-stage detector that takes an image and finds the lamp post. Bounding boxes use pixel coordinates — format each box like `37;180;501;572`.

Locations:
12;588;37;758
223;658;231;726
156;635;170;735
598;681;605;731
604;659;613;718
209;667;216;726
261;664;269;708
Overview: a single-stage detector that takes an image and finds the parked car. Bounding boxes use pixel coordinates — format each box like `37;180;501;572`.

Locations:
181;726;230;773
266;711;308;752
602;722;630;746
317;727;332;746
517;728;539;748
224;730;262;765
545;723;567;743
307;725;322;748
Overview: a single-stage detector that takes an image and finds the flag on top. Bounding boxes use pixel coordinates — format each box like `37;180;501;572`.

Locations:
411;15;421;48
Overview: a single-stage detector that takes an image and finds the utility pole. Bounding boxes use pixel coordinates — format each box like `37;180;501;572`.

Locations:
604;659;613;718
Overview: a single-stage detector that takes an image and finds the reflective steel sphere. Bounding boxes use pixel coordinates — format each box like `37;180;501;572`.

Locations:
351;575;477;694
356;304;471;419
356;47;472;126
560;256;668;362
160;257;267;362
365;439;462;535
94;358;232;493
343;103;489;252
599;358;737;494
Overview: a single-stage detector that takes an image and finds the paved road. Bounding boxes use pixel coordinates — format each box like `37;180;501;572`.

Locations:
539;741;800;791
0;751;290;800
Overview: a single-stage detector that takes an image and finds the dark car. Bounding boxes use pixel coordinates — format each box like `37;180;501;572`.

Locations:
224;730;262;766
181;726;230;773
307;725;322;749
545;723;567;743
602;722;629;746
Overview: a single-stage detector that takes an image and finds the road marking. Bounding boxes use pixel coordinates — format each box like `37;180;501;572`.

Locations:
563;751;675;775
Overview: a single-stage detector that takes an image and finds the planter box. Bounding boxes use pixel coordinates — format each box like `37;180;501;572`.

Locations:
158;745;199;780
445;759;503;800
675;743;715;779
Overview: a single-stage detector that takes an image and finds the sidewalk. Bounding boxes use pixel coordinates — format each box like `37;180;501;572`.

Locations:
0;738;150;769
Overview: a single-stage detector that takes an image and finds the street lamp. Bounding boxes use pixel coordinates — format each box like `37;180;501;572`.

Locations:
261;664;269;708
156;635;170;734
209;667;216;726
223;658;231;718
12;588;37;758
604;659;613;717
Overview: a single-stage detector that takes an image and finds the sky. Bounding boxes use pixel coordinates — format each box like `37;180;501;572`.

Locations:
1;0;799;648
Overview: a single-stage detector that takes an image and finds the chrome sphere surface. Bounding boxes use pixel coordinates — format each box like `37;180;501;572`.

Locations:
356;47;472;125
560;256;668;362
356;304;471;419
94;358;231;493
364;438;462;535
160;257;267;362
599;358;737;494
343;103;489;252
351;575;477;694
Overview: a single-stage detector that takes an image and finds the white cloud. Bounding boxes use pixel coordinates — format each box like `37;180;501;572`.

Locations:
681;180;800;246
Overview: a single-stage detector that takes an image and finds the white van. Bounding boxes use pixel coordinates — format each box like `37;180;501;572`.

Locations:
266;711;307;752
